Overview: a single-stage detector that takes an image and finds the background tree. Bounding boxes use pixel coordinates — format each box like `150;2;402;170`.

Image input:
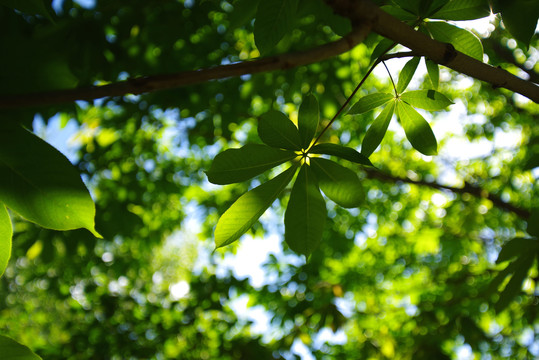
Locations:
0;0;538;359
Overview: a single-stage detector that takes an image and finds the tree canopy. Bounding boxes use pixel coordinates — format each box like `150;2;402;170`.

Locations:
0;0;538;359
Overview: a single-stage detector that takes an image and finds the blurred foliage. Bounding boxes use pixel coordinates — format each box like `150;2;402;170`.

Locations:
0;0;538;359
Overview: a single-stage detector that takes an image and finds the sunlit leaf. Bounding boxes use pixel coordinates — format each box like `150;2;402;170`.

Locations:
425;58;439;89
0;125;100;237
206;144;297;184
431;0;491;20
361;102;395;157
397;57;420;94
258;110;302;150
347;93;394;115
396;101;438;155
426;21;483;61
254;0;299;55
215;165;297;249
0;202;11;277
400;90;453;111
309;143;373;166
298;94;319;149
310;158;363;208
0;335;41;360
284;165;326;255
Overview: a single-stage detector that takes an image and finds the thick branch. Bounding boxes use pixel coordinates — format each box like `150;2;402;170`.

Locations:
364;168;530;219
326;0;539;103
0;25;371;109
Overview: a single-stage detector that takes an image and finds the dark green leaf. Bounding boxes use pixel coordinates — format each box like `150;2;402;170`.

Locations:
0;335;41;360
370;38;395;65
497;237;539;264
380;5;418;21
284;165;326;255
495;254;535;312
298;94;319;149
258;110;302;150
0;0;53;21
391;0;421;15
492;0;538;46
397;57;420;94
309;143;373;166
361;102;396;157
206;144;297;185
0;125;100;237
527;207;539;237
229;0;261;29
431;0;490;20
310;158;364;208
397;101;438;155
254;0;299;55
215;165;297;249
347;93;394;115
426;21;483;61
400;90;453;110
0;202;11;277
425;58;439;89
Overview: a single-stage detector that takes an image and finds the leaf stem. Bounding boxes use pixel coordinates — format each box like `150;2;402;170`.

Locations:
382;61;398;96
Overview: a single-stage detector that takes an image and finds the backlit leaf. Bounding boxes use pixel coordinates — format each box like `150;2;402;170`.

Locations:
215;165;297;249
0;335;41;360
397;57;420;94
425;58;439;89
370;38;395;65
311;158;363;208
400;90;453;111
431;0;490;20
361;102;395;157
309;143;373;166
0;202;11;277
396;101;438;155
426;21;483;61
491;0;538;46
254;0;299;55
298;94;319;149
258;110;302;150
284;165;326;256
206;144;297;185
495;253;535;312
347;93;394;115
0;125;100;237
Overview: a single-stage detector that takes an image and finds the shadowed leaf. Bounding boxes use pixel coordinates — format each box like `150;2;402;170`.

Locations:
0;335;41;360
397;101;438;155
298;94;319;149
348;93;394;115
310;143;373;166
361;101;395;157
258;110;302;150
311;158;363;208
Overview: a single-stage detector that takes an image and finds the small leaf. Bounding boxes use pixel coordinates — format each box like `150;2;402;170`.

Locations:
497;237;539;264
361;102;395;157
309;143;373;166
347;93;394;115
285;165;326;256
397;57;420;94
426;21;483;61
431;0;491;20
206;144;297;185
425;58;439;89
254;0;299;55
0;202;12;277
310;158;364;208
495;254;535;312
370;38;395;65
298;94;319;149
400;90;453;111
397;101;438;155
258;110;302;150
0;125;100;237
0;335;42;360
215;165;297;249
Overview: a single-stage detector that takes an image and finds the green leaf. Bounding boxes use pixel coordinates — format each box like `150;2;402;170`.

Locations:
206;144;297;185
361;102;396;157
426;21;483;61
347;93;394;115
497;238;539;264
258;110;302;150
425;58;439;89
229;0;261;30
0;125;100;237
528;207;539;237
0;202;11;278
0;0;53;21
380;5;418;21
397;57;420;94
215;165;297;249
392;0;421;15
284;165;326;255
309;143;373;166
370;38;395;65
298;94;319;149
0;335;42;360
495;253;535;312
254;0;299;55
396;101;438;155
400;90;453;111
492;0;539;46
310;158;364;208
431;0;491;20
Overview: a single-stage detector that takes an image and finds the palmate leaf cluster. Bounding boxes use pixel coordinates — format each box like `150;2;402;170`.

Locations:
207;95;370;255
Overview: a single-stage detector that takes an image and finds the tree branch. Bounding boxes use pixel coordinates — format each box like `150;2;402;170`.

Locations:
325;0;539;103
364;168;531;219
0;24;372;109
